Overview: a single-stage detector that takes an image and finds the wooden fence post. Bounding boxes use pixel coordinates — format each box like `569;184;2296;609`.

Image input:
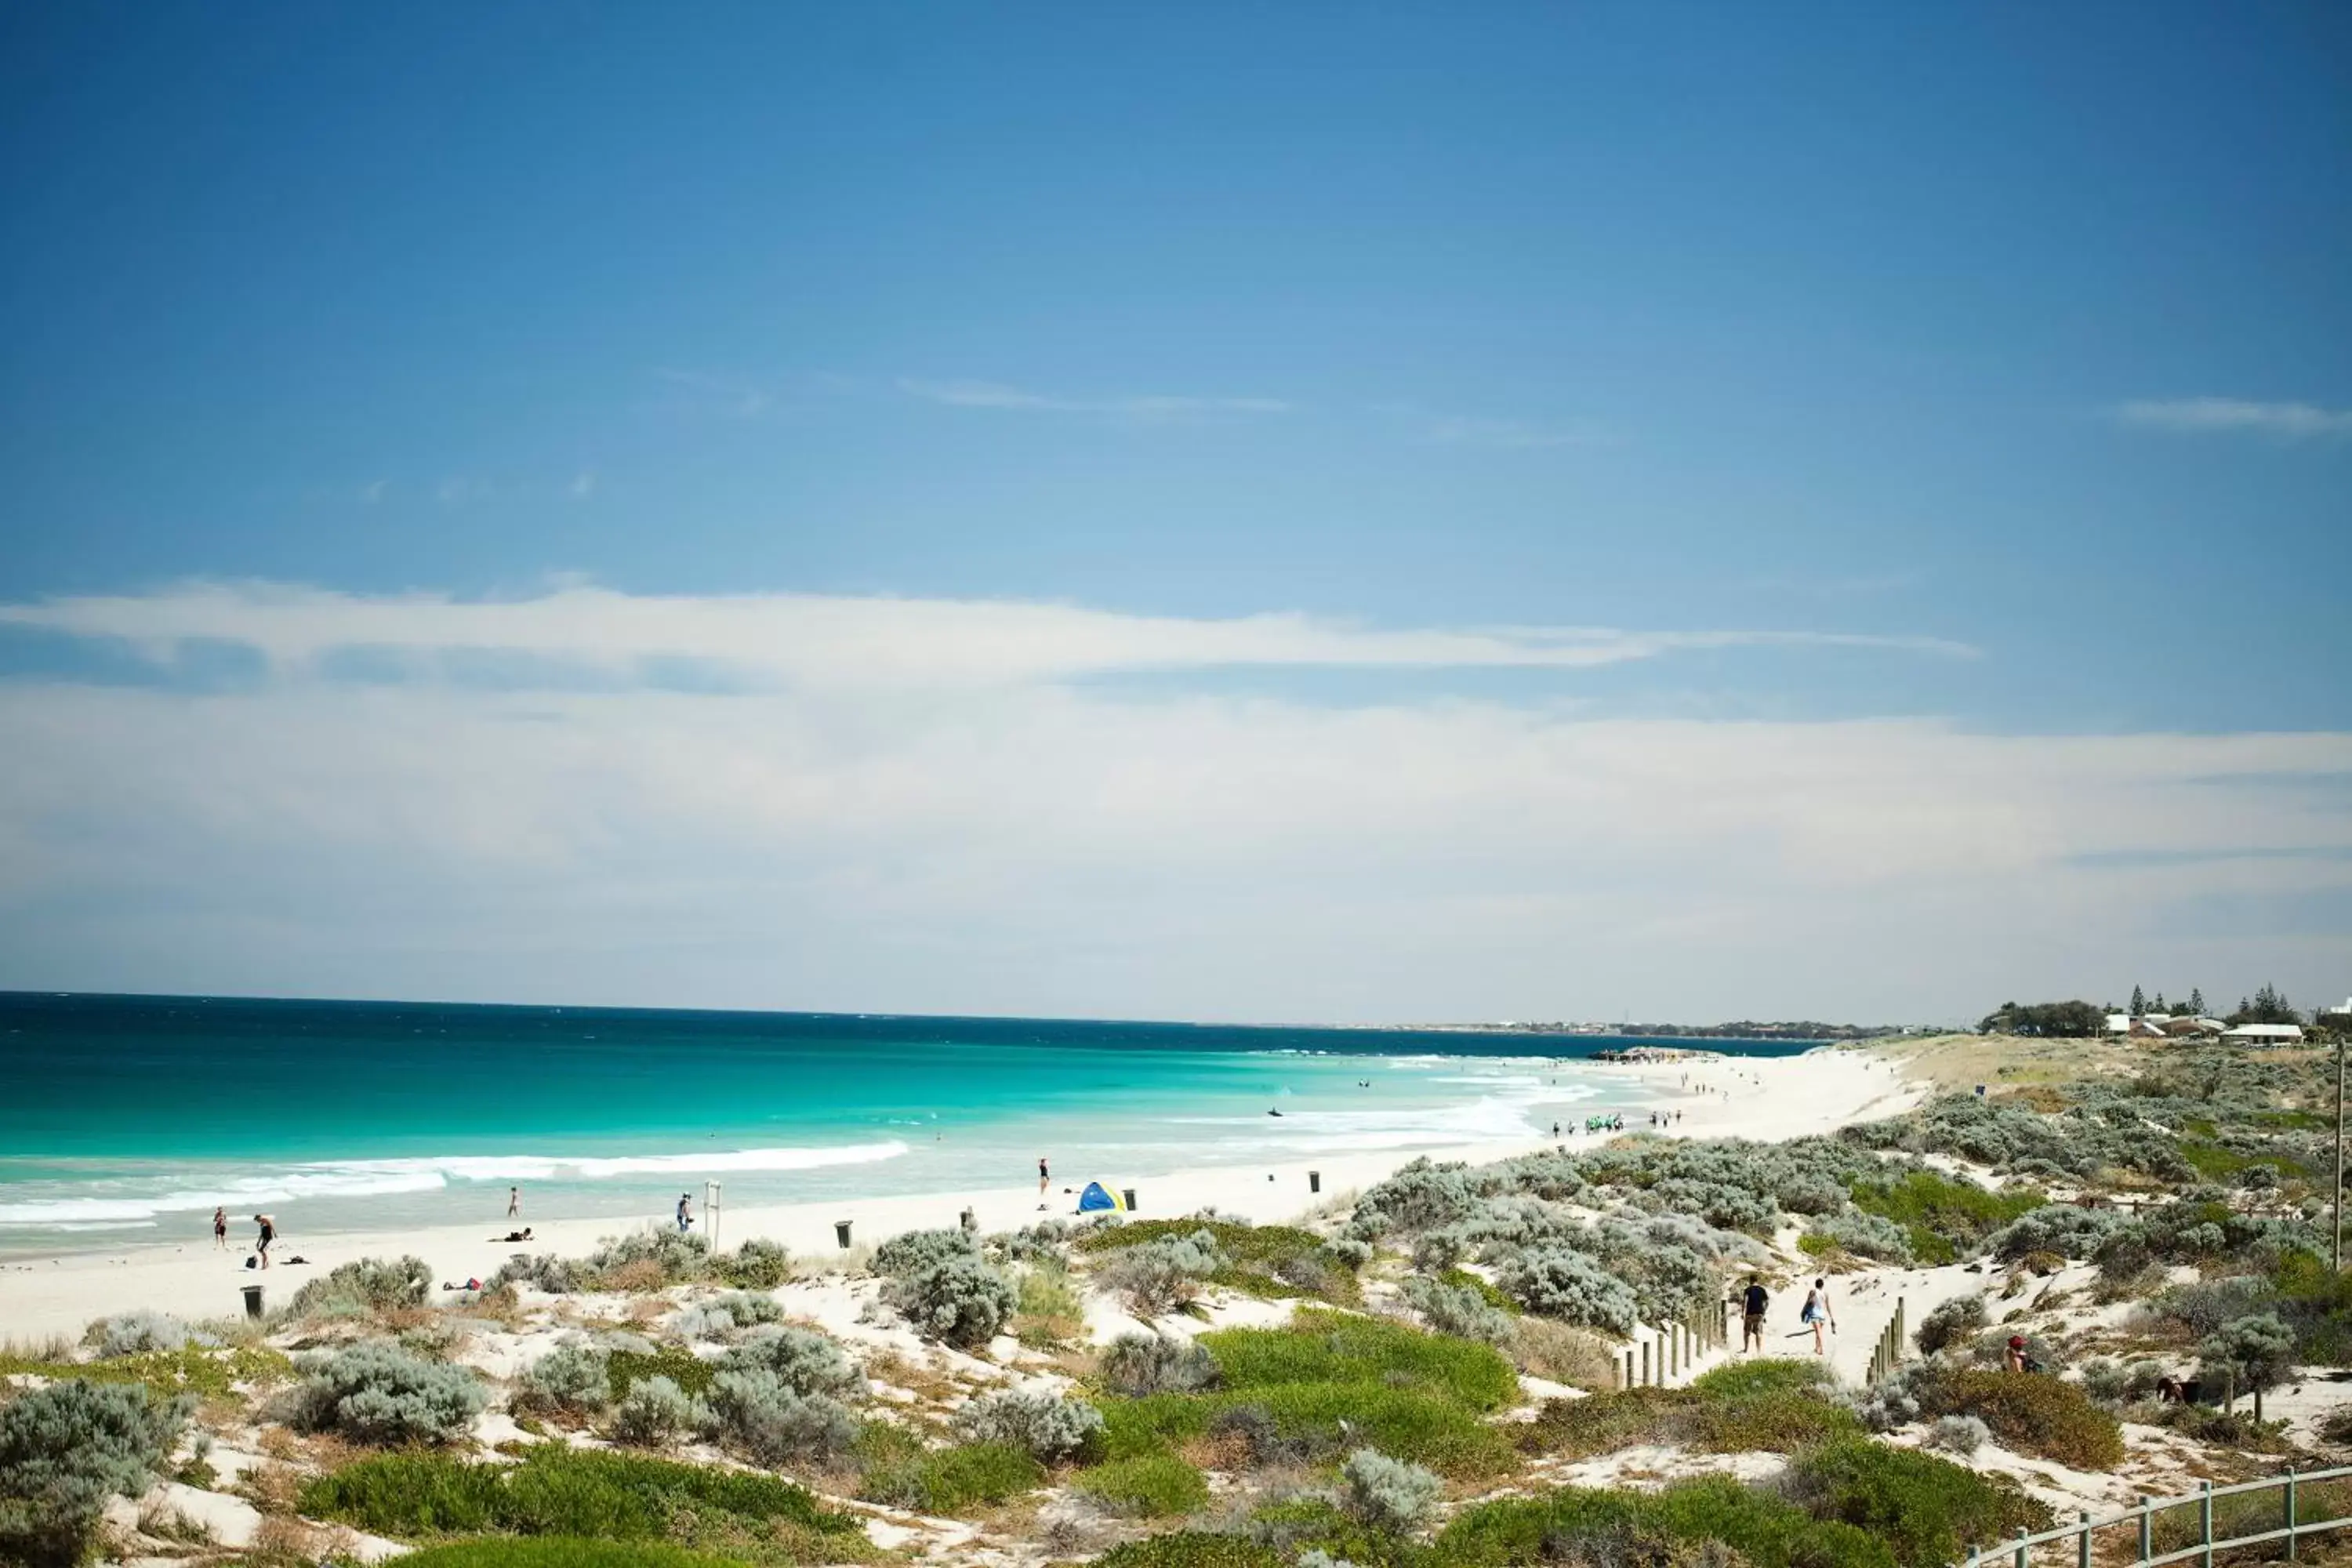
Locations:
2138;1497;2152;1563
2287;1466;2299;1561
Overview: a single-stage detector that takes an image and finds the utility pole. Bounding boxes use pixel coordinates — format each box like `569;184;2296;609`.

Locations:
2335;1033;2345;1273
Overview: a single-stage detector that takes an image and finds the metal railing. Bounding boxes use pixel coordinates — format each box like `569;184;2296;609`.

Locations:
1959;1466;2352;1567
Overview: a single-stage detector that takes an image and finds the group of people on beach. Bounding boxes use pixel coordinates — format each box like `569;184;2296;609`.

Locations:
1737;1273;1838;1356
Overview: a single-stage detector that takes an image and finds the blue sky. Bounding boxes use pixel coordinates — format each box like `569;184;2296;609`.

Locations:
0;5;2347;1020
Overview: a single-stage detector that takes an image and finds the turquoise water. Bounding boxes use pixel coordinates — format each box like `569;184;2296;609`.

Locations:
0;993;1814;1254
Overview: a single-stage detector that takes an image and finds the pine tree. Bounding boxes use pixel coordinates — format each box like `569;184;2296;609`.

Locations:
2189;986;2205;1015
2130;985;2147;1018
2153;992;2169;1013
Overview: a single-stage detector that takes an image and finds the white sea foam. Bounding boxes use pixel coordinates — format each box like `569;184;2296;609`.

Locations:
0;1141;909;1226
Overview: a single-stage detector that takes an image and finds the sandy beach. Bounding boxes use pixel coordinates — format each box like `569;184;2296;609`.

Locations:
0;1046;1918;1341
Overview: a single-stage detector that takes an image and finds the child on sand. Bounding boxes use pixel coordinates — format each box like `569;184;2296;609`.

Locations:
212;1207;227;1250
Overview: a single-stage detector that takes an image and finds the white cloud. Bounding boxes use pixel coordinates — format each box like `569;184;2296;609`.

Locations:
0;582;1976;688
569;470;597;500
1421;413;1611;449
359;479;388;504
2112;398;2352;441
898;379;1291;419
0;583;2342;1022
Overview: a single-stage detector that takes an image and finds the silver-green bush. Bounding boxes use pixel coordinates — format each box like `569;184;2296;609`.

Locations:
1098;1332;1221;1397
720;1323;863;1398
953;1387;1104;1461
1498;1246;1639;1334
0;1379;190;1568
1094;1230;1226;1316
513;1340;611;1417
872;1227;981;1279
289;1341;485;1444
286;1254;433;1318
1400;1276;1514;1346
610;1374;702;1447
1340;1446;1441;1534
700;1369;858;1465
91;1310;215;1358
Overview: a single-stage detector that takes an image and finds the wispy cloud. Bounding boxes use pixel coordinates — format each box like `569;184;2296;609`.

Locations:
568;470;597;501
1420;413;1612;449
652;368;771;419
434;477;491;506
0;582;1976;691
898;379;1291;420
359;479;388;505
2111;398;2352;441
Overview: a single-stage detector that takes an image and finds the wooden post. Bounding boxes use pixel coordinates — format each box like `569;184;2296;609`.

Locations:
1622;1348;1635;1391
2287;1467;2299;1561
2139;1497;2153;1562
2224;1367;2235;1416
1640;1340;1651;1388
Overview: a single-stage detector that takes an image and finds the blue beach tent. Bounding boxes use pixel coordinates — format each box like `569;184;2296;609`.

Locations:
1076;1181;1125;1214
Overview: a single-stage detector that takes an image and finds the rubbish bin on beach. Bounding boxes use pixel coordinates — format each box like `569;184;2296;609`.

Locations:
1308;1171;1321;1194
834;1219;853;1249
959;1207;975;1232
241;1284;264;1319
1122;1188;1138;1212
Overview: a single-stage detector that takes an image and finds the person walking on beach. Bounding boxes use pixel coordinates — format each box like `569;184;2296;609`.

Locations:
507;1186;521;1219
1800;1277;1835;1356
1739;1274;1768;1352
253;1213;276;1269
676;1192;694;1233
212;1207;228;1250
1037;1156;1050;1210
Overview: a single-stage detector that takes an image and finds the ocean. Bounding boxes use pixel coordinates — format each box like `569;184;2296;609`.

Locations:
0;993;1819;1255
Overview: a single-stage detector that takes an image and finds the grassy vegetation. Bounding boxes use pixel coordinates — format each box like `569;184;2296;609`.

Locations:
1846;1169;2045;1265
299;1446;869;1563
1079;1219;1362;1307
1436;1475;1898;1568
1203;1308;1518;1411
1519;1359;1861;1460
1074;1453;1210;1518
854;1431;1044;1515
0;1344;293;1399
1087;1536;1283;1567
394;1541;752;1568
1011;1261;1087;1348
1787;1437;2049;1566
1926;1369;2125;1471
1436;1268;1519;1317
604;1344;715;1400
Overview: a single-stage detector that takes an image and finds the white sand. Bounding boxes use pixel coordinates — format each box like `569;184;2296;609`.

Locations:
0;1047;1917;1341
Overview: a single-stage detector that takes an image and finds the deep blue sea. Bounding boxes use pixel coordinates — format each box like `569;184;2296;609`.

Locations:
0;993;1819;1254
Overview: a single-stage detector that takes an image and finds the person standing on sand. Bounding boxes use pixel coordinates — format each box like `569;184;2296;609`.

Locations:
1739;1274;1768;1352
676;1192;693;1233
253;1213;276;1268
1037;1156;1051;1210
1800;1277;1835;1355
508;1186;521;1219
212;1207;228;1250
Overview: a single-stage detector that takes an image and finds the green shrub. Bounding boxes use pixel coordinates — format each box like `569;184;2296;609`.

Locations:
289;1340;485;1445
1786;1437;2049;1566
1848;1170;2044;1265
1201;1307;1518;1412
605;1343;713;1401
0;1345;292;1400
1914;1294;1987;1356
89;1310;214;1358
700;1370;858;1466
871;1228;979;1279
1522;1360;1858;1460
286;1254;433;1318
1930;1370;2124;1469
513;1341;611;1417
394;1540;751;1568
887;1254;1018;1348
952;1387;1103;1461
1076;1453;1210;1518
1087;1534;1282;1568
1402;1275;1516;1345
718;1324;861;1399
1437;1475;1897;1568
1100;1332;1221;1397
1097;1231;1229;1315
610;1375;702;1447
855;1439;1043;1514
301;1446;862;1548
583;1229;712;1288
1082;1219;1363;1307
1339;1446;1442;1534
0;1379;191;1568
718;1237;793;1289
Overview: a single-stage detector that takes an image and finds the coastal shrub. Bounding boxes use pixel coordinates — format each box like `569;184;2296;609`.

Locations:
2197;1312;2296;1397
1498;1245;1639;1334
585;1229;710;1290
1928;1369;2124;1469
1096;1230;1228;1316
513;1341;611;1418
719;1323;862;1398
1914;1294;1987;1356
887;1254;1018;1348
1204;1308;1519;1412
1510;1318;1619;1388
953;1387;1104;1462
488;1253;583;1294
700;1369;859;1466
1436;1475;1896;1568
0;1379;190;1568
1786;1436;2049;1567
993;1219;1077;1265
390;1543;748;1568
1100;1333;1221;1397
300;1445;860;1550
2140;1275;2272;1340
1339;1448;1442;1534
856;1438;1044;1514
671;1304;737;1341
1012;1259;1087;1346
1924;1414;1990;1456
1986;1204;2127;1263
1401;1276;1515;1345
1083;1532;1281;1568
1076;1453;1209;1518
90;1310;214;1358
871;1228;979;1280
609;1376;701;1447
289;1341;486;1445
1074;1220;1363;1306
287;1254;434;1318
603;1343;712;1402
717;1237;792;1290
1323;1237;1374;1269
691;1290;785;1335
1348;1160;1483;1238
1799;1210;1913;1264
1523;1362;1860;1460
1848;1169;2045;1265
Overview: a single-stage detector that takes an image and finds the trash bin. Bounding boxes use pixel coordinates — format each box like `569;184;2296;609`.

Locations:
241;1284;264;1319
834;1219;853;1249
1122;1188;1138;1213
959;1207;975;1232
1308;1170;1321;1194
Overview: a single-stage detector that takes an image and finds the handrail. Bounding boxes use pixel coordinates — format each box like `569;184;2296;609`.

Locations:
1958;1465;2352;1566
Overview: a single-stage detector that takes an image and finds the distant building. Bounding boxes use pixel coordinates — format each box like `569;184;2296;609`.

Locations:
2106;1013;2166;1039
2224;1023;2306;1042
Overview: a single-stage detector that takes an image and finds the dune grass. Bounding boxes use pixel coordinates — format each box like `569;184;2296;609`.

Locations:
1080;1220;1362;1306
1846;1169;2045;1265
1519;1359;1860;1460
392;1541;752;1568
1075;1453;1210;1518
0;1344;293;1399
854;1434;1044;1515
